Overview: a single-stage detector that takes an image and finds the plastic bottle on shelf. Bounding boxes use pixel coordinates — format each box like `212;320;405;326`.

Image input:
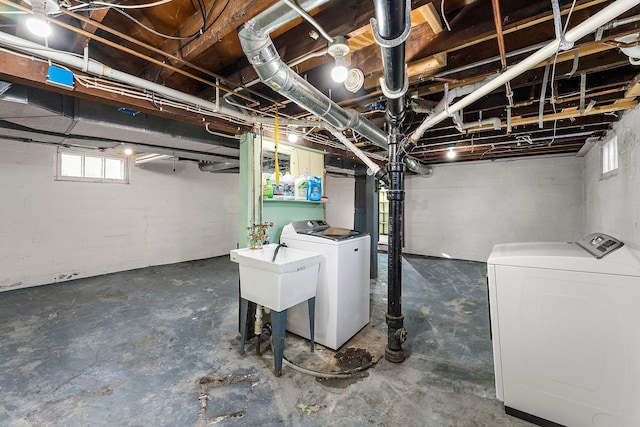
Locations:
271;173;284;199
263;177;273;199
294;176;308;200
282;172;295;200
307;176;322;201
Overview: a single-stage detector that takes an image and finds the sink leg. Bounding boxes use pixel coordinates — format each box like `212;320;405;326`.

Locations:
240;298;249;355
271;309;287;376
308;297;315;352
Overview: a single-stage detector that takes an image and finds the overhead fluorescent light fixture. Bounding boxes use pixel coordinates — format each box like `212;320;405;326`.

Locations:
135;154;172;165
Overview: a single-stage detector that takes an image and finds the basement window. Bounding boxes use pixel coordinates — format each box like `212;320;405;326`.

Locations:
602;136;618;177
56;148;130;183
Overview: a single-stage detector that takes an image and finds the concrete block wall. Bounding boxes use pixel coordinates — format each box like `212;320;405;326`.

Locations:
404;155;585;262
584;108;640;246
0;140;239;291
324;174;355;229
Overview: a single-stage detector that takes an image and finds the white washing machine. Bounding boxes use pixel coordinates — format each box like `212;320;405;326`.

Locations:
487;233;640;427
280;220;370;350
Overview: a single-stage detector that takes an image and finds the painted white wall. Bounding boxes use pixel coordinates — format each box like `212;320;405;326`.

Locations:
584;108;640;246
404;155;585;262
324;174;355;229
0;140;239;291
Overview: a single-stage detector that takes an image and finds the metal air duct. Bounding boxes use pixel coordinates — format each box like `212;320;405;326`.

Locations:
238;0;388;151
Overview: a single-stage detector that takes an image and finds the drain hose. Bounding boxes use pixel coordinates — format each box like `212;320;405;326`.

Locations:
267;336;379;379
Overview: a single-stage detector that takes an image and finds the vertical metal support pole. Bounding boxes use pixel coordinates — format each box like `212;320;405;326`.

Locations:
386;132;406;362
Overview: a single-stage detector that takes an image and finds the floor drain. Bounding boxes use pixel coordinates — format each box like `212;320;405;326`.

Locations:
334;347;373;370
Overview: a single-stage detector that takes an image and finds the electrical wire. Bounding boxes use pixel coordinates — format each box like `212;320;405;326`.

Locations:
441;0;452;31
109;8;197;40
68;0;172;11
70;0;206;41
153;0;229;83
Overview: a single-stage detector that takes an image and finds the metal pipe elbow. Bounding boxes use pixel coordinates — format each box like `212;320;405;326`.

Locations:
404;157;433;177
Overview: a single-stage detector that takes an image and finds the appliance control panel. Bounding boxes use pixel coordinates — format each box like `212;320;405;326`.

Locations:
576;233;624;259
290;219;330;233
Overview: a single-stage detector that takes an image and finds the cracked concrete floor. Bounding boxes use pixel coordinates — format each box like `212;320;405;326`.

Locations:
0;254;532;426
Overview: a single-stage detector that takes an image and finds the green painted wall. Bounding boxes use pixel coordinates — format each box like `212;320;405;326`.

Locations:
238;131;325;248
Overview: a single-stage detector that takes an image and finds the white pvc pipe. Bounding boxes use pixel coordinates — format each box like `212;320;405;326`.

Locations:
408;0;640;143
455;115;501;132
0;31;322;129
328;127;383;176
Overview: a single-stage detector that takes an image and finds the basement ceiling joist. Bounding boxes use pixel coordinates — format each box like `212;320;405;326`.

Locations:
0;0;638;166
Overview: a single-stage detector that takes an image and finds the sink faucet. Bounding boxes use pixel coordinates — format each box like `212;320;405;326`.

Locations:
247;222;273;249
272;243;287;262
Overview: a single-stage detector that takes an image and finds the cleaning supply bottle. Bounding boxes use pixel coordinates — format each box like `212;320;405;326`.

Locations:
283;172;295;200
263;177;273;199
307;176;322;201
294;176;308;200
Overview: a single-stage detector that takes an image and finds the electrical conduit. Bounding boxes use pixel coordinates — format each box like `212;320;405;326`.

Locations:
0;31;326;130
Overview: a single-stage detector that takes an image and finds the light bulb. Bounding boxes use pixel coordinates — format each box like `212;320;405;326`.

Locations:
287;133;299;143
124;148;134;156
331;56;349;83
26;13;51;37
446;148;457;159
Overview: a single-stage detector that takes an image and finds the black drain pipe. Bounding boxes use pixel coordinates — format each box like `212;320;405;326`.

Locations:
372;0;410;363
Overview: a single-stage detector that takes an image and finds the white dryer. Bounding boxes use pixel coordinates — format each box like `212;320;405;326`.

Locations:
280;220;370;350
488;233;640;427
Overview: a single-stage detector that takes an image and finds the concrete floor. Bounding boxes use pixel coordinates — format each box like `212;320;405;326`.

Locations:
0;253;532;426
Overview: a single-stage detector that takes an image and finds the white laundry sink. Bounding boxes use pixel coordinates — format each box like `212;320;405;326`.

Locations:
230;244;321;312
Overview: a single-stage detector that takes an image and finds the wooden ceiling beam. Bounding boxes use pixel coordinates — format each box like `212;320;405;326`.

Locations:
0;50;244;134
161;0;279;61
417;0;611;59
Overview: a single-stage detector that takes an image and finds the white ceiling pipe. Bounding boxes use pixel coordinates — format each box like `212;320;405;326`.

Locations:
408;0;640;145
0;31;323;130
328;127;388;182
452;111;501;132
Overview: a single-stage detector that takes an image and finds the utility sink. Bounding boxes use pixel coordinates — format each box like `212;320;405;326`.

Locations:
230;244;321;312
